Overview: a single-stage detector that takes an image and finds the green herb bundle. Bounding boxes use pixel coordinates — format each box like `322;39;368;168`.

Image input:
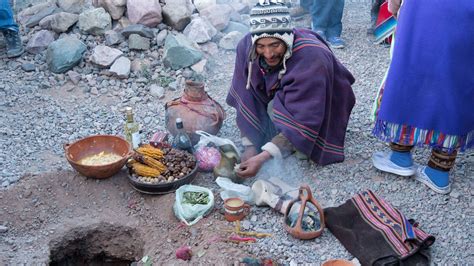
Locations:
182;191;210;205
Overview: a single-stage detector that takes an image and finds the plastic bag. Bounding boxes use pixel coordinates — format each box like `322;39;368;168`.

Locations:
194;145;221;172
216;177;255;204
195;130;240;157
173;185;215;226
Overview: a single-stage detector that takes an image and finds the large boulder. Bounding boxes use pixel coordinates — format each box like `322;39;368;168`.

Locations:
128;34;150;50
24;5;59;28
39;12;79;33
109;56;131;78
13;0;47;13
18;2;53;25
121;24;154;39
155;29;168;47
222;21;249;35
219;31;243;50
193;0;216;12
57;0;85;14
127;0;163;27
229;2;250;14
104;30;124;45
78;7;112;35
163;33;203;70
117;17;131;29
229;9;243;22
162;0;193;31
26;30;56;54
199;4;233;31
92;0;127;20
46;36;87;73
183;17;217;44
90;45;123;67
199;42;219;56
191;59;208;74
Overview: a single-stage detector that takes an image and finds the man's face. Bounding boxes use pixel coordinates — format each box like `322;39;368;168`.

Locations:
255;37;287;67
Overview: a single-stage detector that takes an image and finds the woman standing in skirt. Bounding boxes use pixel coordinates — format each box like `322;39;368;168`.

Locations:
372;0;474;194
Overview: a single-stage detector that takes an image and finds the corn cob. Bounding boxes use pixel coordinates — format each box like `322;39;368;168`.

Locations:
126;158;137;168
134;154;167;172
136;144;164;159
131;162;161;177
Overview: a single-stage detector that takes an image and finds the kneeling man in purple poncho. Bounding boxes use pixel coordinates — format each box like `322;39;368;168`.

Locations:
226;0;356;179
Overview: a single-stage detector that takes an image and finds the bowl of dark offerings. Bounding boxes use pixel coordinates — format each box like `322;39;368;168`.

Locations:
127;147;198;194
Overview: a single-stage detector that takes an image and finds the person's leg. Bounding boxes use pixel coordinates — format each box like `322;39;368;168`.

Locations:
0;0;23;58
326;0;345;48
368;0;383;34
416;149;457;194
310;0;332;40
326;0;344;38
368;0;378;34
0;0;19;31
300;0;313;12
388;142;413;166
372;142;416;176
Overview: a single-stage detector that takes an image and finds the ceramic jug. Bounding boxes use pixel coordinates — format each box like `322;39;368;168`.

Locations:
165;80;225;145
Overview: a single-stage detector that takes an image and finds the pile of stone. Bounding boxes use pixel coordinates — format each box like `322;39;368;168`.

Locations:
17;0;255;79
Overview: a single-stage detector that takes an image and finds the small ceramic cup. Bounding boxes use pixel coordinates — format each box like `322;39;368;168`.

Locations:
224;197;250;222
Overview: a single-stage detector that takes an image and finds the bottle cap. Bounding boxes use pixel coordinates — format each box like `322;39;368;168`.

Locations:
176;118;183;129
125;106;132;113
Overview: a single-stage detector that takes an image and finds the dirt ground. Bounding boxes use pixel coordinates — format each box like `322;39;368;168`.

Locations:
0;169;255;265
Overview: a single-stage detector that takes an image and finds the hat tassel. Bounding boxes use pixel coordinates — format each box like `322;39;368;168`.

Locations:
246;61;253;90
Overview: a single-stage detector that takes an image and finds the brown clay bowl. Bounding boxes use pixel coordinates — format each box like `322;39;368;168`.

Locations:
64;135;132;179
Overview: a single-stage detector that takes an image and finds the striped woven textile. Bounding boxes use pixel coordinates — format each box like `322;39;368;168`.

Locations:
325;190;435;265
372;120;473;152
352;190;434;258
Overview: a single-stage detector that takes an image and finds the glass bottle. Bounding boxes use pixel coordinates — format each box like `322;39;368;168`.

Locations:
172;118;193;153
124;107;141;149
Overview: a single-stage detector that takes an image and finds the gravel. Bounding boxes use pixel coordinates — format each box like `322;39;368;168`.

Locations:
0;0;472;264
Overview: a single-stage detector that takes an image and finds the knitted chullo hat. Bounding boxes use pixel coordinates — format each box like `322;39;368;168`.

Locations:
246;0;294;89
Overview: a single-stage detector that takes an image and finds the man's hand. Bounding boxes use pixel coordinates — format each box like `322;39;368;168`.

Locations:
235;151;271;179
241;145;258;162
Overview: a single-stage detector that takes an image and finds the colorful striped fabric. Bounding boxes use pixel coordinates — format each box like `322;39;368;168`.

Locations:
374;1;397;44
292;37;330;53
352;190;435;258
373;119;473;152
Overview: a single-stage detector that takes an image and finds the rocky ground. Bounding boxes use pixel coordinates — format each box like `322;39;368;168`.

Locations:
1;0;473;265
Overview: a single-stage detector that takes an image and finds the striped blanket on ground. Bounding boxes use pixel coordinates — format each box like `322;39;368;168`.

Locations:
325;190;435;265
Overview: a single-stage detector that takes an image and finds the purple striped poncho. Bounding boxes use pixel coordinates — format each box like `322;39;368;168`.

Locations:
226;28;355;165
